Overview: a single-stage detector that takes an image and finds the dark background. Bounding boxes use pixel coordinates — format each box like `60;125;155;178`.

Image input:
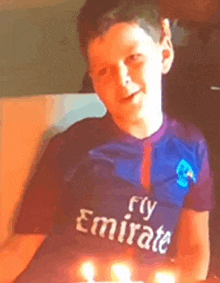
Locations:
166;26;220;277
1;0;220;278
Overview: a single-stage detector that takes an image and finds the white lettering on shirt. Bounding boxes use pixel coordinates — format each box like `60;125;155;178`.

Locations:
137;225;154;250
76;209;93;233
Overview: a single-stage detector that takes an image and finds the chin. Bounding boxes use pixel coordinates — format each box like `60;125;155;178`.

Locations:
117;110;147;124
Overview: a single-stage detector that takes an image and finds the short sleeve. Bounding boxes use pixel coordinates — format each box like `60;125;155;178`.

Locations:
14;134;65;235
183;138;215;211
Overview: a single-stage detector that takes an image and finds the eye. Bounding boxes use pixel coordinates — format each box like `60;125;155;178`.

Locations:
97;67;108;77
126;54;144;64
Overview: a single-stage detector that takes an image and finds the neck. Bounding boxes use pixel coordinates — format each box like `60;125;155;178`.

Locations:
112;110;164;139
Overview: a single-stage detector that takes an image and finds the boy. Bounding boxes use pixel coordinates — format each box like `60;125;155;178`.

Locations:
1;0;214;282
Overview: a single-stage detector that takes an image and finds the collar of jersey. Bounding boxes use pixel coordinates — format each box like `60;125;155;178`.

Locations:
104;112;169;146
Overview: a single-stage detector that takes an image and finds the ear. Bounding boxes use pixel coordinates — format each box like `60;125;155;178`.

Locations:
88;70;92;79
160;19;174;75
87;68;94;82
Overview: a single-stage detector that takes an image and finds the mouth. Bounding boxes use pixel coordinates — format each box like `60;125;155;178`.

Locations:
121;89;142;102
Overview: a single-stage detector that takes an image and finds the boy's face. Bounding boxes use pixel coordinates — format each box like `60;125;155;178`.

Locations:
88;21;173;126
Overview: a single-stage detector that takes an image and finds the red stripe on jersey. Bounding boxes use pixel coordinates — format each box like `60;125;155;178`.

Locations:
141;144;152;192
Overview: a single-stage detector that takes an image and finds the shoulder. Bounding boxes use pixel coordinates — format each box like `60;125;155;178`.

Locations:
164;116;211;168
51;115;111;152
166;117;212;182
166;116;206;143
40;116;113;171
61;115;110;141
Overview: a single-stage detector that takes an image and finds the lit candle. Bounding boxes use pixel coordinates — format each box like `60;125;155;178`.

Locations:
155;271;176;283
112;263;132;283
81;262;95;283
77;261;144;283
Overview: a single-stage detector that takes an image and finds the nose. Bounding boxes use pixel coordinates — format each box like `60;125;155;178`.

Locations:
114;61;132;86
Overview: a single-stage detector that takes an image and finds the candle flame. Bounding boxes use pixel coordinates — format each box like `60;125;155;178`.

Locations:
112;263;132;282
81;262;95;282
155;271;176;283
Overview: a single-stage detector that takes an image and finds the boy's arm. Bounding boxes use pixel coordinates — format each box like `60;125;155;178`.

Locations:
0;234;47;283
173;208;210;283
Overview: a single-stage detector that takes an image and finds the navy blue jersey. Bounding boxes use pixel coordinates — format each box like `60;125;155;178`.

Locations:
14;114;214;283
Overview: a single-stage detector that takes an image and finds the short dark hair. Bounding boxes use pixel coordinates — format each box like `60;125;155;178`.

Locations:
77;0;164;63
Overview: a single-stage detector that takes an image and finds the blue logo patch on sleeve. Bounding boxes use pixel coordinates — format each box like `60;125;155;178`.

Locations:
176;159;196;188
